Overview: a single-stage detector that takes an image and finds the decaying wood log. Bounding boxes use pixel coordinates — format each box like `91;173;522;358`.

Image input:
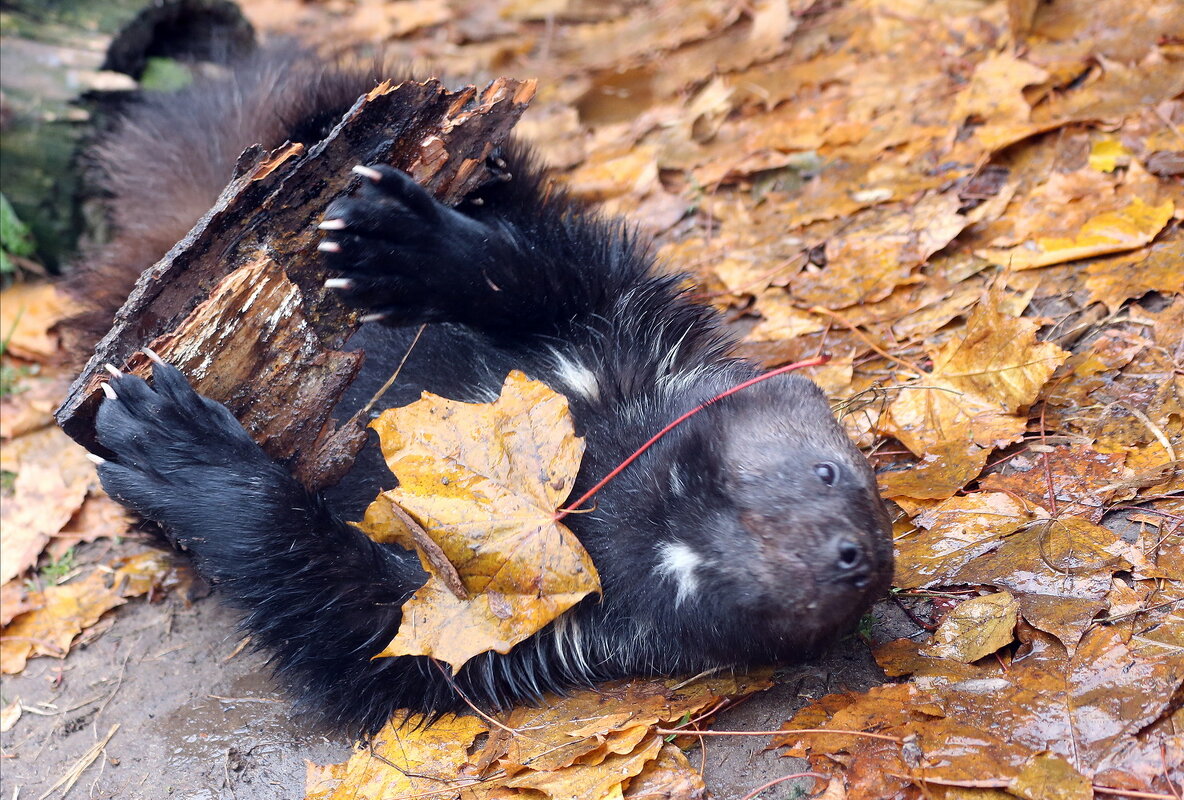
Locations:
57;77;536;489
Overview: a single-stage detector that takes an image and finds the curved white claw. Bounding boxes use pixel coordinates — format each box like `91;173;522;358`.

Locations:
352;164;383;182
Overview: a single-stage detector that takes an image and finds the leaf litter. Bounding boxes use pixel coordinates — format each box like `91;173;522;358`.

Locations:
1;0;1182;796
0;284;176;685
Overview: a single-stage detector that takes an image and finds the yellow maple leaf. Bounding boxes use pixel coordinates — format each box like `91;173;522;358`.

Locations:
305;714;487;800
976;197;1174;270
0;571;125;674
881;299;1068;499
362;370;599;671
924;591;1019;662
1088;138;1133;173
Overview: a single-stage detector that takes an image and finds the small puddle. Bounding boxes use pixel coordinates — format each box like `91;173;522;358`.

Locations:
155;671;336;785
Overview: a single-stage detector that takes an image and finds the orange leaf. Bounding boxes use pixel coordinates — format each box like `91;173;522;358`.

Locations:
0;571;126;674
304;714;487;800
0;283;78;362
0;426;96;585
305;673;765;800
882;297;1068;477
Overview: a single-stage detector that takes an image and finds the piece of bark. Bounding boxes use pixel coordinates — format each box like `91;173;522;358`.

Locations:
57;77;537;489
132;253;366;479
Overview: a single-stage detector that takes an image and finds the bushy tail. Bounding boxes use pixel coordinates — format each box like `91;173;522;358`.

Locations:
62;47;394;353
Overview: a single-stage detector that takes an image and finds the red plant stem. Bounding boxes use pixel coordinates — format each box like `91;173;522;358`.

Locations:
738;772;828;800
653;726;901;742
555;356;830;520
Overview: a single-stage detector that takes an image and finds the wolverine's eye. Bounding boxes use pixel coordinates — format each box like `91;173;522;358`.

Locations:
814;462;838;486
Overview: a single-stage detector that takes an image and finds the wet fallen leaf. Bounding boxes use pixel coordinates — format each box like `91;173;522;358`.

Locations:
952;516;1150;648
0;551;176;674
1083;236;1184;314
621;742;707;799
0;581;40;630
505;735;664;796
978;446;1130;523
306;673;767;800
881;297;1068;497
1008;752;1092;800
0;282;78;361
781;625;1183;799
976;197;1174;270
1045;298;1184;498
893;493;1042;589
490;672;769;774
877;444;996;502
0;426;96;585
0;570;126;674
923;591;1019;663
305;714;488;800
50;492;134;560
793;193;971;309
363;371;598;671
0;366;73;439
952;53;1048;125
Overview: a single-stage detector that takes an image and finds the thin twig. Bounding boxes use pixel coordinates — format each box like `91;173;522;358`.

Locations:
427;660;524;738
36;723;119;800
362;323;427;415
809;305;927;375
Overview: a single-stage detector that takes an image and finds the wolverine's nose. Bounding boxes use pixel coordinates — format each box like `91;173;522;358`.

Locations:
832;535;871;588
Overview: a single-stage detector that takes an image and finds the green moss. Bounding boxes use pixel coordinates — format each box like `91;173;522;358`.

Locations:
39;546;76;583
0;193;37;275
140;57;192;92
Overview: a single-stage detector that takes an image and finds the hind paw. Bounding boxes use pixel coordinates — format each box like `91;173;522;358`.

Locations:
92;359;271;529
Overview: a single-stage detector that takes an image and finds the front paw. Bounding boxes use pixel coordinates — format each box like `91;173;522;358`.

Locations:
318;164;493;322
93;358;270;528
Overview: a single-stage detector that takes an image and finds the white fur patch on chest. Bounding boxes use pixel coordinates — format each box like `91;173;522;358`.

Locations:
654;540;702;605
550;352;601;402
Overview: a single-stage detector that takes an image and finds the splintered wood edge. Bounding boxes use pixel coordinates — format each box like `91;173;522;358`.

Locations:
57;77;536;486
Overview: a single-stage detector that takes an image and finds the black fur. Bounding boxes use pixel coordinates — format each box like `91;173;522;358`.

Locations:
87;58;894;737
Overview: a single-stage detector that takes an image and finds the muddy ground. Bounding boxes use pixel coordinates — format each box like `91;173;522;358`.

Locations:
0;538;910;799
